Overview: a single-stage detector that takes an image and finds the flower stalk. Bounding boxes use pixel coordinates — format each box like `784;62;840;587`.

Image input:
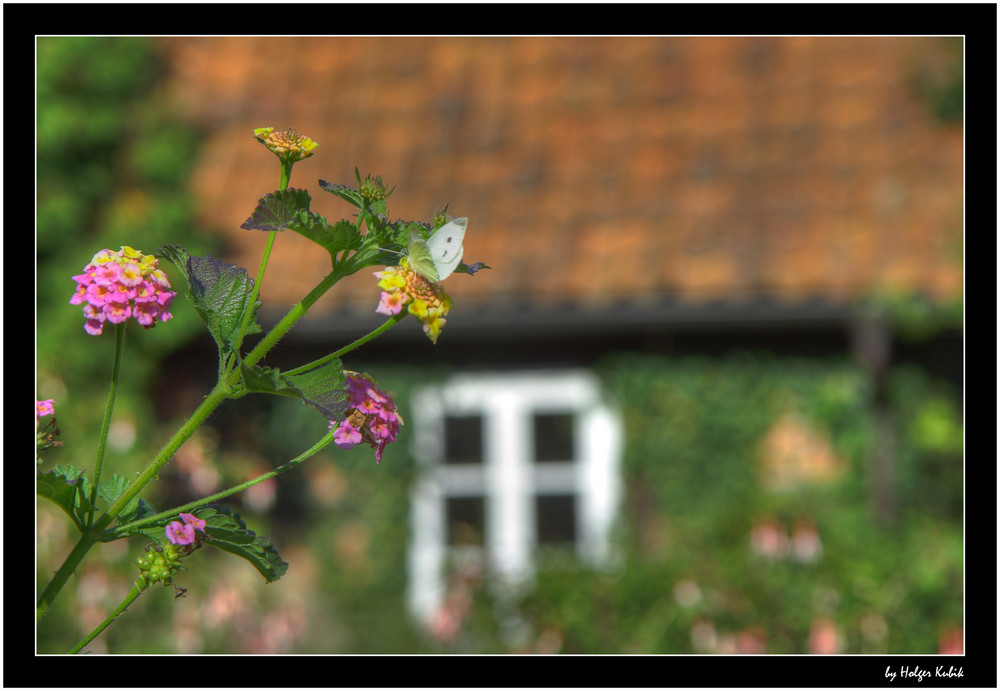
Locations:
69;584;143;654
87;321;126;527
36;124;485;653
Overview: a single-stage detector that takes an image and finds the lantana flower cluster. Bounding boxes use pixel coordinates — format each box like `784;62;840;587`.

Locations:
252;126;318;164
165;512;207;546
36;399;55;419
70;246;177;335
329;372;403;463
36;399;61;459
374;260;454;343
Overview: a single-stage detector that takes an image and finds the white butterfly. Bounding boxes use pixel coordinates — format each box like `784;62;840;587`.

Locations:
406;217;468;283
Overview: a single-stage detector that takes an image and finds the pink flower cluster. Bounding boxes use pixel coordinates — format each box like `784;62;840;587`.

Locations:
36;399;55;418
70;246;177;335
166;512;206;546
329;372;403;463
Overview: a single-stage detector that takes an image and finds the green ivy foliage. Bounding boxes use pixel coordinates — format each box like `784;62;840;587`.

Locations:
41;349;960;653
464;354;962;654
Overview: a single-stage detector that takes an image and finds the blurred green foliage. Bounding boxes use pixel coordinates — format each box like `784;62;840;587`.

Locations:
908;37;963;124
36;37;211;652
448;355;961;654
35;35;209;470
38;344;962;652
867;291;964;343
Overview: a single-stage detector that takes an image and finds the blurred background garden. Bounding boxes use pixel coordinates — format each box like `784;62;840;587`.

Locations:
36;36;963;655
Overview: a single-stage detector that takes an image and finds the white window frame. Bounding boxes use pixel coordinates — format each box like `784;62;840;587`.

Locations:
407;369;622;625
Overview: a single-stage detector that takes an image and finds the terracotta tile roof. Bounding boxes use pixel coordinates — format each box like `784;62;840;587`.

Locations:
159;37;963;322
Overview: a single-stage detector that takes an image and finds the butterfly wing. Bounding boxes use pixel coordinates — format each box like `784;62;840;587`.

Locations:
407;229;440;283
425;217;467;281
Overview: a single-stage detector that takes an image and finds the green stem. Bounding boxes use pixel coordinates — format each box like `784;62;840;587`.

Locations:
37;382;230;623
40;172;376;625
88;321;127;527
241;267;344;370
40;263;352;619
231;229;277;374
69;585;142;655
69;584;143;654
279;159;293;191
108;430;335;538
284;312;407;377
70;433;336;651
230;158;290;375
36;531;100;624
107;385;230;525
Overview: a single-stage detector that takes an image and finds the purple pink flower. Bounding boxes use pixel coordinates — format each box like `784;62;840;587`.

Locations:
374;262;453;343
165;512;207;546
329;372;403;463
36;399;55;418
70;246;177;335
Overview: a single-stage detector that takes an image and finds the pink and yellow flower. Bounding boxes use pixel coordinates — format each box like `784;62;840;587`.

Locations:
70;246;176;335
373;260;453;344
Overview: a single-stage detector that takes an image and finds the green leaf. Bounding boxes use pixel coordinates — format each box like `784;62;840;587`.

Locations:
319;179;362;209
240;188;313;231
242;188;362;267
341;218;418;273
240;360;349;422
96;473;127;507
319;176;389;231
287;216;363;264
200;506;288;582
157;245;262;362
37;465;94;527
126;505;288;583
96;474;141;518
239;363;303;398
284;359;350;422
115;498;156;528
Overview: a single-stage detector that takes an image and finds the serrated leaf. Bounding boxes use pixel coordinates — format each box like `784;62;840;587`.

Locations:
37;465;93;526
240;360;349;422
239;363;303;398
287;216;363;264
96;474;126;506
199;506;288;583
241;188;313;231
319;179;362;209
157;245;262;360
96;474;141;517
284;359;349;422
361;198;389;220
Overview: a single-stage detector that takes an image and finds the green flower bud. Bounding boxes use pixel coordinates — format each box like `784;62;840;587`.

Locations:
360;173;389;203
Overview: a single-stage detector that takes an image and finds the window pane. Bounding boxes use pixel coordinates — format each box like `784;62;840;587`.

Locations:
444;414;483;464
533;412;575;462
536;494;577;544
446;497;485;546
